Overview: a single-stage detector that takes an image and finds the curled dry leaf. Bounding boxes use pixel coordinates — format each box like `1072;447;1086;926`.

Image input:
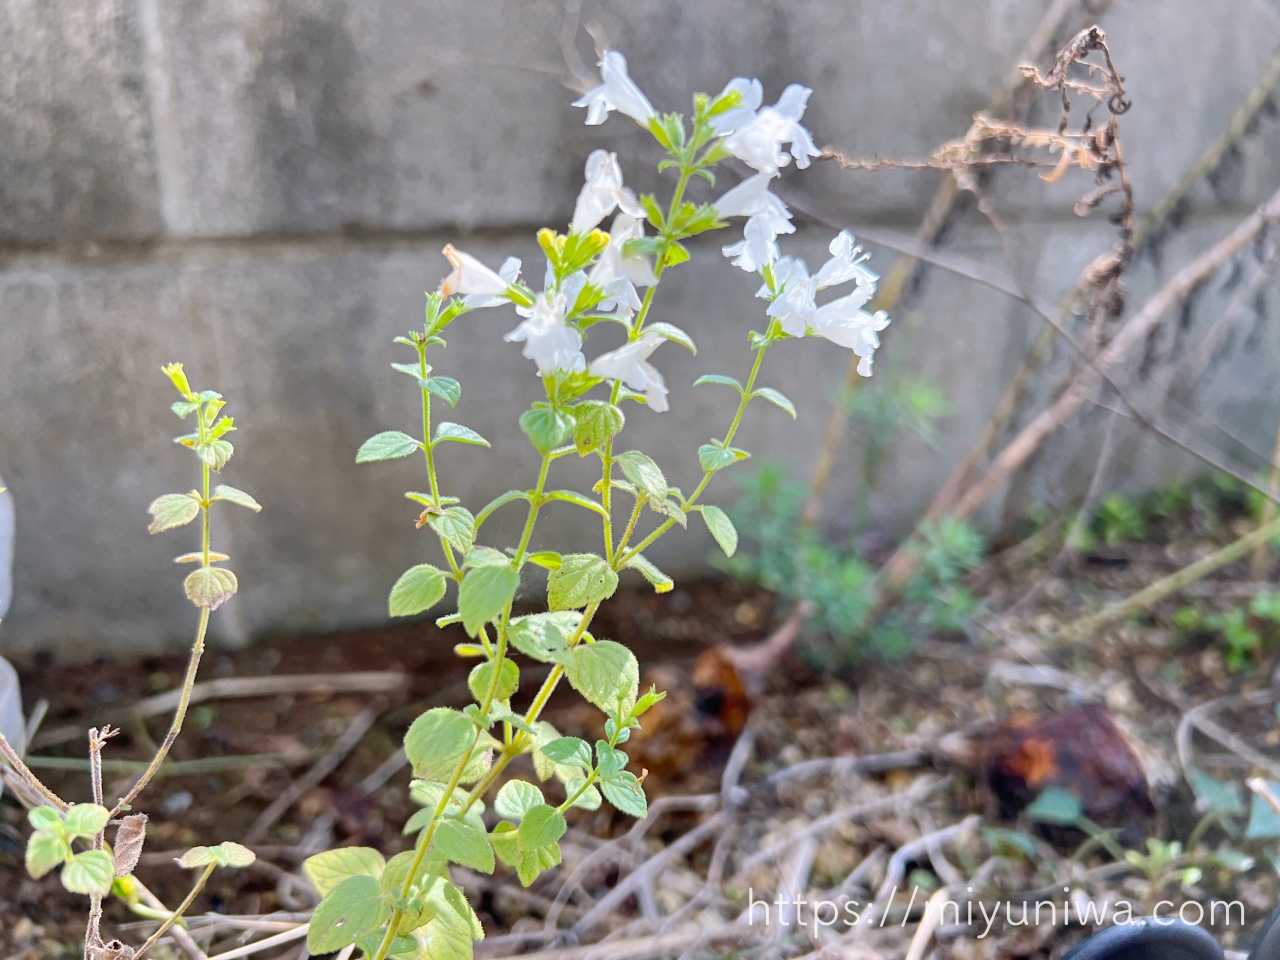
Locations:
113;813;148;878
87;939;135;960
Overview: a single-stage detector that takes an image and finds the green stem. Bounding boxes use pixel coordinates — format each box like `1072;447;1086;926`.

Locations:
113;409;216;817
420;345;441;507
619;337;772;568
131;863;216;960
374;452;553;960
614;497;646;559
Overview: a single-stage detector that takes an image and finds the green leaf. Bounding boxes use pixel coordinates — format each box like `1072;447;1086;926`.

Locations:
518;805;567;850
572;401;625;456
357;430;422;463
697;443;749;473
516;842;561;887
308;875;390;954
595;741;627;779
525;551;562;571
615;451;667;502
171;400;200;419
474;490;532;529
390;361;423;378
752;387;797;419
1026;786;1083;827
645;322;696;354
465;546;510;568
601;771;648;818
177;841;256;869
62;804;110;839
389;564;448;617
417;912;477;960
565;777;602;810
212;485;262;512
1247;782;1280;840
27;807;62;831
545;490;609;519
520;406;575;454
434;422;490;447
539;737;592;769
25;831;70;879
699;505;738;558
196;439;234;472
625;554;673;593
563;640;639;714
184;566;238;611
147;493;201;534
468;659;520;702
303;847;386;897
433;820;495;875
423;376;462;407
405;709;476;781
61;850;115;897
1187;769;1244;817
429;507;476;556
495;780;545;820
693;374;744;393
548;554;618;611
458;561;519;637
508;612;580;663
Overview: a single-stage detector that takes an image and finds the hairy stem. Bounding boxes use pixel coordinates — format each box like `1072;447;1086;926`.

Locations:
131;863;216;960
0;732;68;811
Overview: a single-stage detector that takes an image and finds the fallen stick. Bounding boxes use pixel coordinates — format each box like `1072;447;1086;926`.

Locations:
243;707;379;845
33;671;407;749
1056;512;1280;641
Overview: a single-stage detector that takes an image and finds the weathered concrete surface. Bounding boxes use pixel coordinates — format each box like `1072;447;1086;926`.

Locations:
1;0;1279;652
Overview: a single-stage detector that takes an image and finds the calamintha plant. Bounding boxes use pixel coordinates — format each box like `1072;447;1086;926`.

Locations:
6;52;890;959
301;52;891;960
3;363;261;960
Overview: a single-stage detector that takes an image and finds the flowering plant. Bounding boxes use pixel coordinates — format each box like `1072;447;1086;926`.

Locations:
6;51;888;960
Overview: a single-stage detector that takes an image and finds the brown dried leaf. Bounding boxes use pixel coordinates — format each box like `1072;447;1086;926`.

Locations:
87;939;135;960
113;813;148;878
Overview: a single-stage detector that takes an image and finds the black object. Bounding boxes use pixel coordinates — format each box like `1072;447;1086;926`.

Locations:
1060;918;1221;960
1060;906;1280;960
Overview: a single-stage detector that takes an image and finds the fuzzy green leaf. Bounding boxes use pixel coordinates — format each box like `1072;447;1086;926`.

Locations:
697;443;749;473
433;820;495;875
458;562;519;637
520;406;575;454
645;322;696;354
25;831;70;879
303;847;386;897
625;553;673;593
562;641;639;714
61;850;115;897
752;387;797;419
357;430;422;463
196;439;234;472
429;507;476;555
547;554;618;611
693;374;744;393
212;485;262;512
434;422;490;447
389;564;448;617
539;737;592;768
518;805;566;850
307;875;389;954
183;566;238;611
615;451;667;502
177;841;256;869
62;804;110;839
572;401;625;455
468;659;519;702
601;771;648;818
423;376;462;407
147;493;201;534
404;708;476;781
544;490;609;519
495;780;545;820
699;505;738;557
508;612;579;663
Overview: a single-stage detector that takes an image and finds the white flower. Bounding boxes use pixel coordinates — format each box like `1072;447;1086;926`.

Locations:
463;257;521;309
439;245;514;300
573;50;656;127
813;301;890;377
589;332;669;412
589;215;657;314
763;231;888;376
714;171;795;271
710;77;763;136
505;293;586;376
571;150;644;235
719;83;821;174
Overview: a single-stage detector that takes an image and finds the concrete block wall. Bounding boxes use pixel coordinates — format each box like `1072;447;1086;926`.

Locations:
2;0;1278;652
